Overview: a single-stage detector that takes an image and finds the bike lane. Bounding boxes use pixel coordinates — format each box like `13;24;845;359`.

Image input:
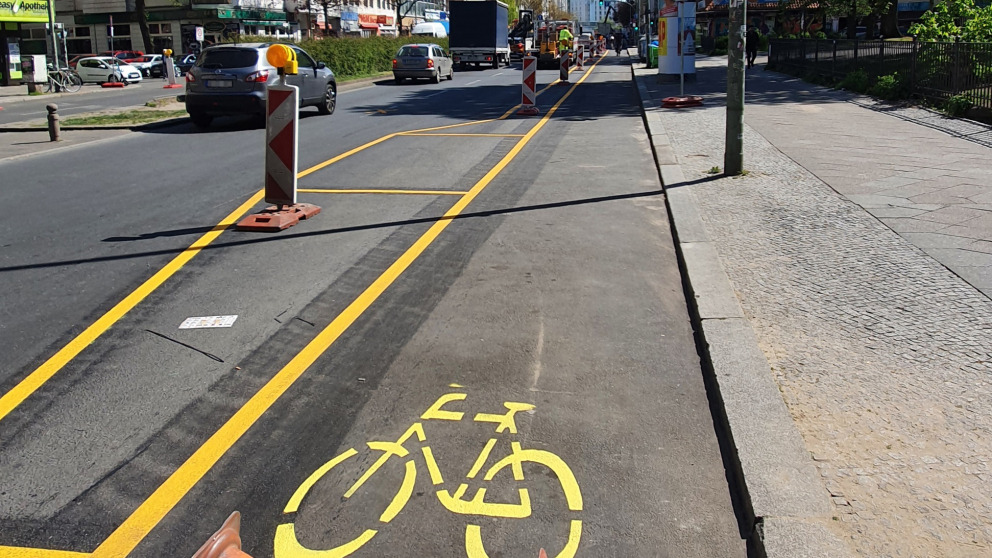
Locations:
0;57;744;557
126;58;743;557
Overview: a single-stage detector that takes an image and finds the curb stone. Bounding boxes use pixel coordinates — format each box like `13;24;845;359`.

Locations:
631;63;854;558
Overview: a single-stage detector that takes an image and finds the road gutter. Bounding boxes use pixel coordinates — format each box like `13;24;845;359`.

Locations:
631;63;855;558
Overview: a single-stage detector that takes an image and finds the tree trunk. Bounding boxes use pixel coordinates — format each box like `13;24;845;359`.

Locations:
864;13;876;39
135;0;154;53
881;0;899;37
324;4;331;36
846;0;858;38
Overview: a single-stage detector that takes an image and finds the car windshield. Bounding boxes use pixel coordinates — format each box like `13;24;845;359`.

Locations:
398;46;428;57
198;49;259;69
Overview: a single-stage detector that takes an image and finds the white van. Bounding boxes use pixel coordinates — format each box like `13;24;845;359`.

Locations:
412;21;447;38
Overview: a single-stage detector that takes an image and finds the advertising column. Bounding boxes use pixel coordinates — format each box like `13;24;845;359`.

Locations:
656;0;695;83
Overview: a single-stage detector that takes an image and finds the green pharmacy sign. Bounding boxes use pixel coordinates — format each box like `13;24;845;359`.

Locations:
0;0;50;22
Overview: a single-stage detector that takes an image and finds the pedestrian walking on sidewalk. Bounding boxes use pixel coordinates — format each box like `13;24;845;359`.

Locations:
615;33;628;56
746;27;759;69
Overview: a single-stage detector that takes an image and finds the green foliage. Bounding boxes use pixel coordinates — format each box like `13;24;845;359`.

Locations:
222;35;449;80
715;35;729;50
909;0;992;42
838;68;870;92
868;72;908;100
712;48;728;56
945;94;973;116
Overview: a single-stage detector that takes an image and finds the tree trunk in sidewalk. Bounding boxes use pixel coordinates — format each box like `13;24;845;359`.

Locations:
881;0;899;38
135;0;153;54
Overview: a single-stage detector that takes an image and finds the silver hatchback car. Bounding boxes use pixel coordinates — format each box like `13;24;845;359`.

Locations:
185;43;336;128
392;43;453;84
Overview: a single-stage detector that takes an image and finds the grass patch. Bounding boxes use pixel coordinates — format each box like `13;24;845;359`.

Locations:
63;109;188;126
144;98;175;108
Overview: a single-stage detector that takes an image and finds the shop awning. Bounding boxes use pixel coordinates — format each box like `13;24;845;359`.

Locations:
359;22;379;29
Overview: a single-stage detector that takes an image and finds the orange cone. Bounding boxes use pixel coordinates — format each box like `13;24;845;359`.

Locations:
192;511;253;558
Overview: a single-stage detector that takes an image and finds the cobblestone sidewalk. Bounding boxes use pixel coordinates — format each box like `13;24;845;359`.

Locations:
638;57;992;556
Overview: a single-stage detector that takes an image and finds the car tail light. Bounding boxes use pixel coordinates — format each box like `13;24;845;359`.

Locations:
392;58;398;68
427;59;435;68
185;72;195;82
485;56;493;61
245;69;270;83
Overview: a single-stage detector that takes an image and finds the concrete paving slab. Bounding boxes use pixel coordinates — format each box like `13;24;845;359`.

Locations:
758;517;854;558
879;217;951;233
900;232;983;250
680;242;745;320
634;53;992;556
701;317;831;521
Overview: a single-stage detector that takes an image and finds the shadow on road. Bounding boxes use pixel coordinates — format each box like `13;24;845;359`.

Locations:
1;189;664;273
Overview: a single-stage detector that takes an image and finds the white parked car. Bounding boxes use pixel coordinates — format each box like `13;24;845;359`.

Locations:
74;56;143;84
131;54;164;77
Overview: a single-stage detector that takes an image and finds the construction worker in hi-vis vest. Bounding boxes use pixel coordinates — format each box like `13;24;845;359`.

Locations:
558;25;573;54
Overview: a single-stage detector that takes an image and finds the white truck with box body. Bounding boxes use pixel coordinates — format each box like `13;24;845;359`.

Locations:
449;0;510;69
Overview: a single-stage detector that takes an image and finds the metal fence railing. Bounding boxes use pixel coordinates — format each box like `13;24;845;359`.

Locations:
768;39;992;111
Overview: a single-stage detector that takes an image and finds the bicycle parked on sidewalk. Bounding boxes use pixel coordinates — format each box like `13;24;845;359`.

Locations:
44;65;83;93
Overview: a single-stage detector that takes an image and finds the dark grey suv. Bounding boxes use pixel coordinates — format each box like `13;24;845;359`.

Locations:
185;43;336;128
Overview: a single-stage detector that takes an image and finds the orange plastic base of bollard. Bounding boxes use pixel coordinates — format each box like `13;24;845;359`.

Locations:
101;81;127;88
163;83;183;89
517;105;540;116
236;203;321;232
661;96;704;108
192;511;253;558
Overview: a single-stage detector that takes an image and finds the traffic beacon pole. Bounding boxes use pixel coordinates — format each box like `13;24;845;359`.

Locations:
162;48;182;89
724;0;746;175
237;44;321;232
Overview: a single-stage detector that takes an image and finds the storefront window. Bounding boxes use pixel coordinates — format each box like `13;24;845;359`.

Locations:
149;23;173;53
109;23;132;51
66;26;93;55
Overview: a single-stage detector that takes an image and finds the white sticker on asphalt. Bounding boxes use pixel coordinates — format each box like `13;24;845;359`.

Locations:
179;315;238;329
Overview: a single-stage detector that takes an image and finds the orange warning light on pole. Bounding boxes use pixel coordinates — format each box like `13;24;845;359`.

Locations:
266;44;298;75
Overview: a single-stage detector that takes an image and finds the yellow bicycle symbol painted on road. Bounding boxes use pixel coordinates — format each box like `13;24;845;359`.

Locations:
274;386;583;557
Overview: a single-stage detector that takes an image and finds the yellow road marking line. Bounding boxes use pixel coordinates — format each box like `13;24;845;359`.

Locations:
91;56;602;558
283;447;358;514
422;446;444;485
397;133;526;137
378;460;416;523
0;547;91;558
0;190;264;426
298;189;469;195
0;115;515;426
466;438;497;479
8;56;605;558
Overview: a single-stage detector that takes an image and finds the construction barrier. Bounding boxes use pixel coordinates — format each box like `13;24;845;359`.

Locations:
576;44;584;70
163;48;182;89
517;55;539;116
237;44;320;231
559;52;569;83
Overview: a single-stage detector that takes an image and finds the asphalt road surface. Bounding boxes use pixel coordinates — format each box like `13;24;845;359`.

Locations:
0;80;180;124
0;56;746;557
